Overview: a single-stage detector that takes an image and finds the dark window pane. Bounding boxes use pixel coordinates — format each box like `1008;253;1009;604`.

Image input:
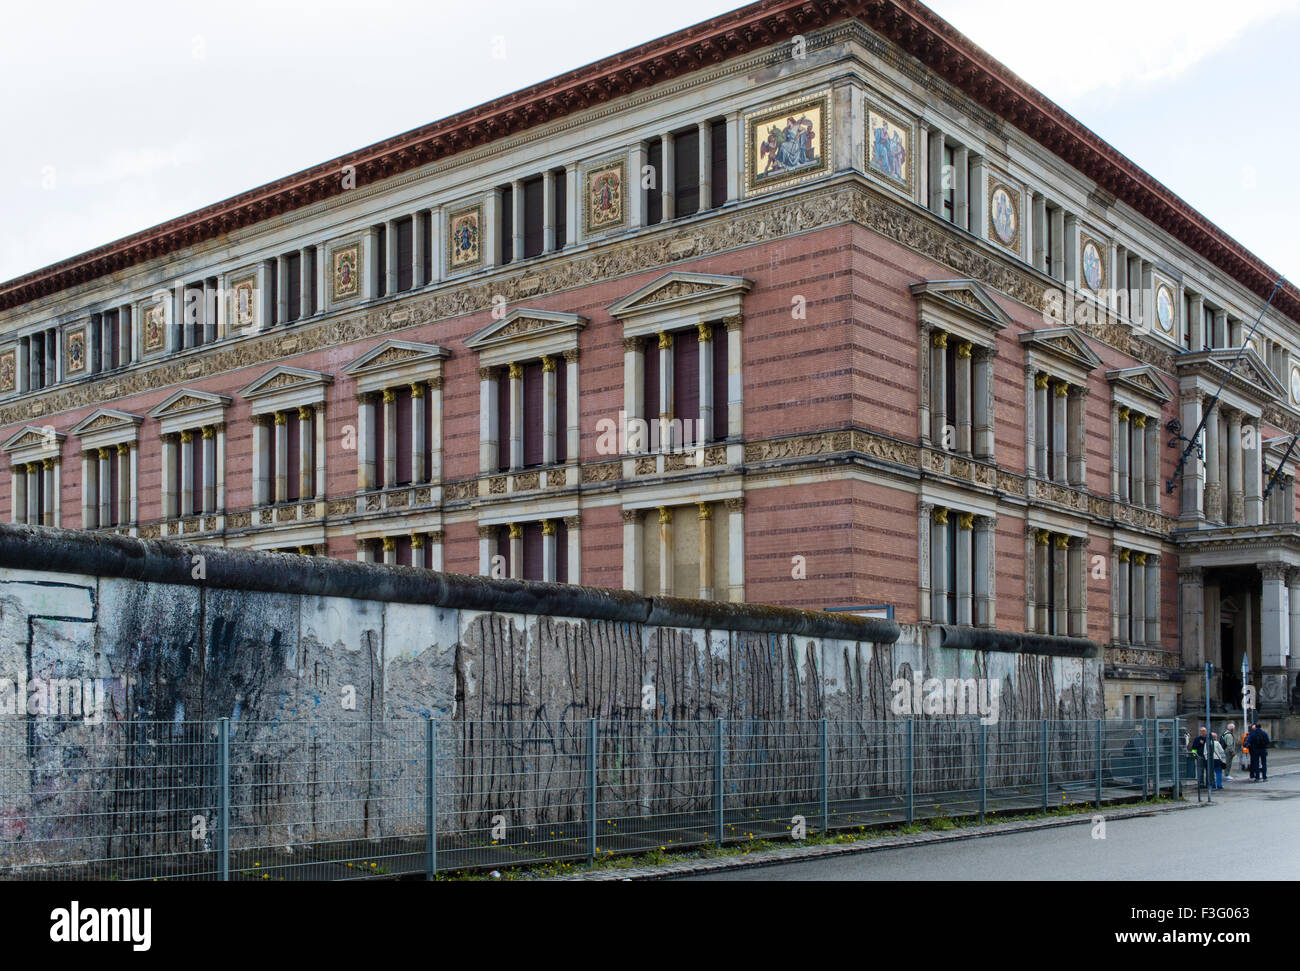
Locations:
523;361;544;467
713;329;729;441
373;403;386;486
286;417;301;501
396;389;413;485
555;357;567;463
396;217;413;292
523;522;544;581
556;519;569;583
497;372;511;472
500;186;514;264
674;127;699;217
643;339;660;433
523;178;544;259
554;170;567;249
375;229;387;297
674;333;700;441
711;121;727;208
286;253;301;323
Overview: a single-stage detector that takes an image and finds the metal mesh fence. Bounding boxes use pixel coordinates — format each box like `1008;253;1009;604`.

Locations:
0;716;1184;880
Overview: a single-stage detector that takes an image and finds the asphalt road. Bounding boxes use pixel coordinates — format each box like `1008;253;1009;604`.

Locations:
680;764;1300;881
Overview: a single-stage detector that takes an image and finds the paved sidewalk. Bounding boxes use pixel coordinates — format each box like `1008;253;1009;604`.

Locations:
548;799;1206;881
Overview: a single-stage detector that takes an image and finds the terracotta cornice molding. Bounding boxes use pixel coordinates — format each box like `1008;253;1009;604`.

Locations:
2;0;1295;329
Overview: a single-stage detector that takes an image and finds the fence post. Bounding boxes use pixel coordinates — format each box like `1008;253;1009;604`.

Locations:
586;717;597;865
1095;718;1103;809
1153;718;1161;800
425;717;436;880
819;718;829;836
1041;719;1049;811
978;721;987;824
1142;717;1150;798
1173;718;1181;800
714;718;725;847
218;716;229;882
905;718;914;826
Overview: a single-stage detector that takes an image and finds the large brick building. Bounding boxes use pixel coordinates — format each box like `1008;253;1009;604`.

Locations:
3;0;1298;720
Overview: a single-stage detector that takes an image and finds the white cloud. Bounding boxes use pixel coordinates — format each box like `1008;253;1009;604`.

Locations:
928;0;1299;101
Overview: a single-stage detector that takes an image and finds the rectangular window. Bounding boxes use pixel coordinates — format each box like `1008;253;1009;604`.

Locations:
553;169;567;250
523;522;544;581
499;185;514;265
396;217;414;293
497;373;512;472
942;145;955;223
643;339;661;427
710;120;728;209
673;335;699;437
523;177;544;259
285;253;302;324
713;332;729;441
286;417;301;502
556;360;568;464
523;361;544;467
421;214;433;282
646;140;663;226
395;390;413;486
374;228;388;298
673;126;700;218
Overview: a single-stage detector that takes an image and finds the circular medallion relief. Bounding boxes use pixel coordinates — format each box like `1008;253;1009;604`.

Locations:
1156;285;1175;333
1082;240;1103;292
990;185;1016;245
1291;366;1300;405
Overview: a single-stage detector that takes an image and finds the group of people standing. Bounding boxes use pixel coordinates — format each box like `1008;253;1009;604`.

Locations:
1190;722;1271;789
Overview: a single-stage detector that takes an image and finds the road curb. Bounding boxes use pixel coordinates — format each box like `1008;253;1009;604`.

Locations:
548;799;1211;881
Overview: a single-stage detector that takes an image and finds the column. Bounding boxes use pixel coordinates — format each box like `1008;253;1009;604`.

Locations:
952;146;968;228
1117;550;1131;642
357;394;375;491
51;458;60;526
927;129;945;213
1052;534;1068;635
253;416;269;505
542;171;556;253
100;313;113;370
161;436;177;520
39;460;53;526
657;506;673;596
726;496;745;602
698;324;714;446
660;133;675;221
382;536;396;566
202;426;216;514
117;443;131;525
974;516;995;627
1117;406;1131;501
478;525;495;576
1204;400;1221;521
478;369;499;473
1179;392;1205;519
629;143;648;228
657;332;674;451
1244;416;1262;525
1068;537;1085;637
564;352;580;466
564;166;579;245
298;407;314;499
931;331;948;445
919;503;933;624
1035;530;1050;633
1228;409;1244;525
930;507;949;623
1180;567;1205;706
314;402;328;500
542;519;557;583
967;155;986;237
1131;553;1147;645
1213;310;1227;348
698;503;714;600
726;316;743;443
1259;563;1290;714
180;430;194;517
1145;417;1160;509
1067;386;1087;486
1189;294;1205;349
1063;215;1079;286
299;248;313;319
276;260;290;325
385;219;400;293
10;464;26;523
383;388;398;487
508;363;523;470
954;341;972;455
1289;570;1300;694
1052;380;1067;483
565;516;582;584
1131;413;1146;506
1049;207;1065;280
697;119;713;211
622;509;643;593
410;385;426;484
1145;553;1161;648
97;448;111;525
623;338;644;453
511;180;524;260
508;523;523;580
542;356;557;465
955;512;973;625
1035;374;1049;478
973;349;994;459
412;215;427;289
1023;366;1036;478
430;530;446;573
410;532;425;570
1032;194;1047;270
1229;316;1244;347
274;412;288;503
79;454;94;528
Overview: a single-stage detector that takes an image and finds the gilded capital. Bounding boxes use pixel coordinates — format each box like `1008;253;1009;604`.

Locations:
381;536;396;552
1035;373;1049;390
508;522;523;539
1133;413;1147;428
1054;534;1070;550
658;506;672;525
542;519;557;536
508;362;523;380
410;533;425;548
410;382;425;398
657;331;673;351
541;355;556;373
956;340;972;360
382;387;397;403
1053;380;1068;398
697;501;712;521
274;412;287;426
932;506;949;525
97;447;110;460
957;511;974;530
932;331;948;349
1119;548;1131;563
298;406;313;421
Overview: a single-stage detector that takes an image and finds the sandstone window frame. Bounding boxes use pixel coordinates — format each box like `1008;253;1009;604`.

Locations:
238;366;334;509
475;508;580;584
68;409;143;530
1106;365;1172;511
465;309;585;484
343;340;450;503
147;388;231;522
1111;543;1162;649
1024;521;1089;638
910;280;1008;462
917;497;997;628
1020;327;1101;487
1;424;66;526
620;494;742;603
1262;436;1297;525
608;271;751;464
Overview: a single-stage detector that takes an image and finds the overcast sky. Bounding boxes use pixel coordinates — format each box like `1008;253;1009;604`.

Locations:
1;0;1296;285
